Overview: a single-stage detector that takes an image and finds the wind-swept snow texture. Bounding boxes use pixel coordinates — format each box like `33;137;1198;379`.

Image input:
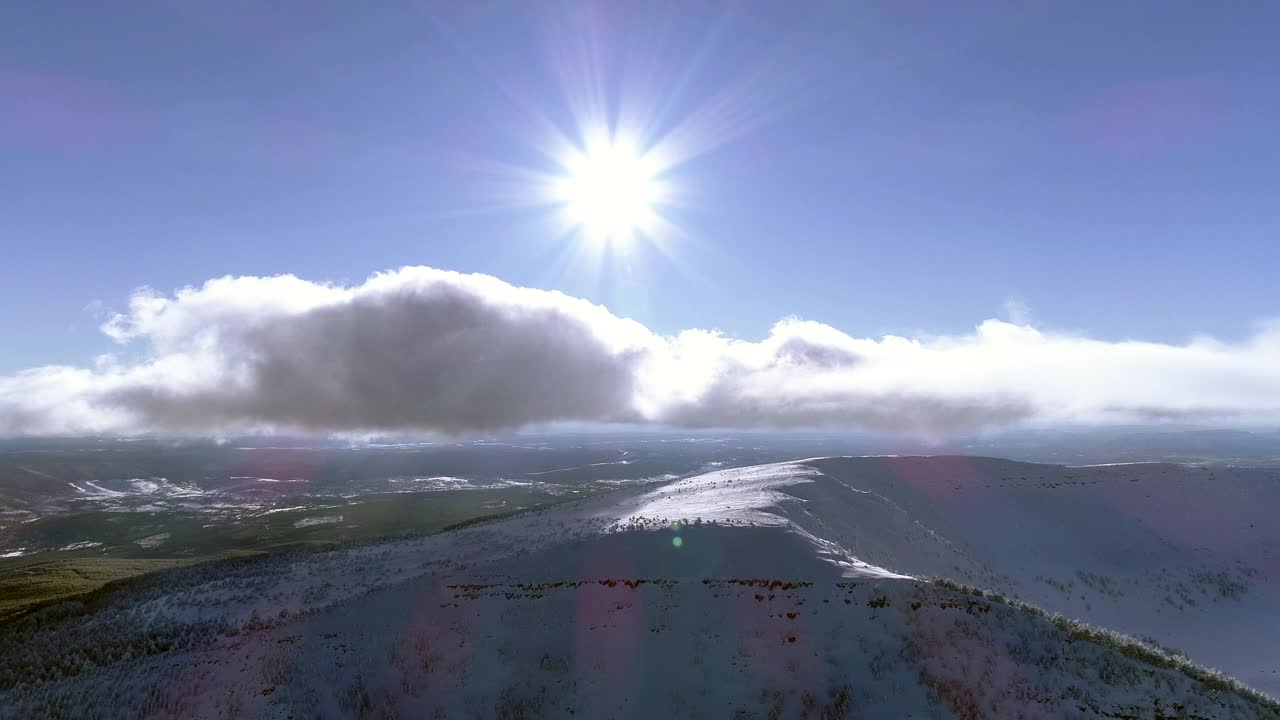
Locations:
1;459;1276;719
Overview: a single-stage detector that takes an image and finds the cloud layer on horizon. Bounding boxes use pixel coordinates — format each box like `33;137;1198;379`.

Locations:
3;266;1279;437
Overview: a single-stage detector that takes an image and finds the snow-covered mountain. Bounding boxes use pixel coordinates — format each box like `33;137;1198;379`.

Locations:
1;458;1276;719
802;456;1280;694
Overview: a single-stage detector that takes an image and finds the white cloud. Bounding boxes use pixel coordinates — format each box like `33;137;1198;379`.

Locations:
2;266;1279;437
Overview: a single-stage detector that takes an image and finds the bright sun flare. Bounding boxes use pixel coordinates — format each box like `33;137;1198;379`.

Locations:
555;137;662;245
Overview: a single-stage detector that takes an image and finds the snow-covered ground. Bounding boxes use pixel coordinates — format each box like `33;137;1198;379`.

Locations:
0;458;1276;718
803;456;1280;695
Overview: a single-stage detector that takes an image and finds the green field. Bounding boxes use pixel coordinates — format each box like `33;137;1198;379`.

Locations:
0;557;213;621
0;486;594;620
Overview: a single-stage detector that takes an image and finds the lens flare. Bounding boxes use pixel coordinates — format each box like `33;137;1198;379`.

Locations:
554;136;662;246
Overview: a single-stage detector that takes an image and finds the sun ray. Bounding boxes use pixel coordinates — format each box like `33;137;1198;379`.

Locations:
434;3;818;290
550;131;665;247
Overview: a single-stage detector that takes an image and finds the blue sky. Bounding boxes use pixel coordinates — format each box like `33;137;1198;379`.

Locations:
3;1;1279;377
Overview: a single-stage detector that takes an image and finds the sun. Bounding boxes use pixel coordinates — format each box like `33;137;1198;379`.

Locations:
553;135;663;246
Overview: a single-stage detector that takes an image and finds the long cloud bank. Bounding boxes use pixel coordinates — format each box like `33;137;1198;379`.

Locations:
2;266;1278;437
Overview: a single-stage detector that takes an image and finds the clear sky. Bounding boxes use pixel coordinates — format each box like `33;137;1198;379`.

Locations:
2;1;1276;372
2;2;1279;439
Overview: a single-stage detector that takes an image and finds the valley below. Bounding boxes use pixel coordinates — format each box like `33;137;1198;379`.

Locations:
1;448;1278;718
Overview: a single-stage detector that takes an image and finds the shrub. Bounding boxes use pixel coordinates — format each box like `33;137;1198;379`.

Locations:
926;576;1280;713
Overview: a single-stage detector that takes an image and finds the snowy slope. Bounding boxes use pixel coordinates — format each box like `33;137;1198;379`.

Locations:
801;456;1280;694
1;459;1276;719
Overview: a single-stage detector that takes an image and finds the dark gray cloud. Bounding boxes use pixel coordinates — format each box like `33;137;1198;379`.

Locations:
2;267;1279;437
100;271;649;434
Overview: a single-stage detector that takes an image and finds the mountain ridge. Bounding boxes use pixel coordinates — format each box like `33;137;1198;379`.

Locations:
2;456;1277;718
